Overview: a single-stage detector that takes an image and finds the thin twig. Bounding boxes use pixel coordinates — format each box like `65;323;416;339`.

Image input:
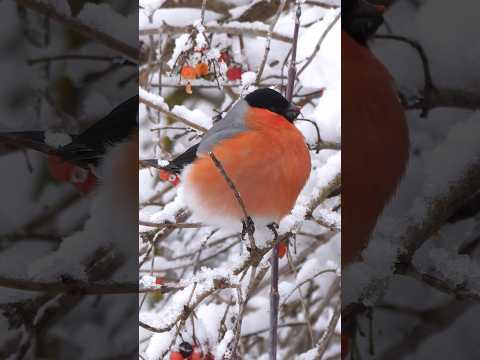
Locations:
140;23;292;43
208;151;256;251
269;4;302;360
256;0;287;84
139;220;204;229
317;302;341;358
297;11;340;77
285;2;302;102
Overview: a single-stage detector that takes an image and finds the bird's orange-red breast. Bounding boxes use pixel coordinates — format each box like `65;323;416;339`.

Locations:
342;31;409;266
183;104;311;227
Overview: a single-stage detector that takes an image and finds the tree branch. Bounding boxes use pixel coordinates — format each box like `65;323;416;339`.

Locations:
16;0;139;62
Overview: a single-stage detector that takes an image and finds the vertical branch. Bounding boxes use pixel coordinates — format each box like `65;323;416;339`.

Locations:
285;2;302;102
201;0;207;25
269;4;302;360
256;0;287;84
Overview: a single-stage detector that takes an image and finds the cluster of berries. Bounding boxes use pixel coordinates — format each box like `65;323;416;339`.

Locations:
169;342;214;360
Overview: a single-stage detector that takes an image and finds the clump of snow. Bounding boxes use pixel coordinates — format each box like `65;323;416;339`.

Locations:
139;87;169;111
241;71;256;87
44;130;72;148
167;34;191;69
139;0;166;15
171;105;212;129
215;330;234;359
140;275;156;287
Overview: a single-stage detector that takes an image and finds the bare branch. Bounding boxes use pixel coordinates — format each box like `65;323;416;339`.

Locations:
139;96;208;132
16;0;138;61
256;0;287;84
140;23;292;43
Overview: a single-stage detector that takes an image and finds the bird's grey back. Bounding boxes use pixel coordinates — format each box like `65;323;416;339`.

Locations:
197;99;249;154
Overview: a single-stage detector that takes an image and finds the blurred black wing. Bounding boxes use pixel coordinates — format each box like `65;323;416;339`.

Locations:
57;95;138;167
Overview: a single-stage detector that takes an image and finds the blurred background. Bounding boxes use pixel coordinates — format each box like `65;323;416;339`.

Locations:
0;1;138;358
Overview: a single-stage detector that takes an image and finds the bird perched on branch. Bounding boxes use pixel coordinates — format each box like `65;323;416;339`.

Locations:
342;0;410;357
0;95;138;194
153;88;311;234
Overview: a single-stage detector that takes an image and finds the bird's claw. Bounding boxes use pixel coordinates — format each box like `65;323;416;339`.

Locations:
267;222;279;241
241;216;255;240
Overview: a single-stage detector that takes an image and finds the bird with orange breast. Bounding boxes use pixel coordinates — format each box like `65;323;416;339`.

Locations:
342;0;410;357
155;88;311;236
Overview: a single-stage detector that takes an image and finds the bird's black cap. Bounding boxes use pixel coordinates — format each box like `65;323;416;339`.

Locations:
343;0;385;45
244;88;300;122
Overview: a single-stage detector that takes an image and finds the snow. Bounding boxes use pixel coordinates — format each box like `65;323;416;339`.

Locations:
44;130;72;148
171;105;212;129
241;71;256;87
139;87;169;111
215;330;234;359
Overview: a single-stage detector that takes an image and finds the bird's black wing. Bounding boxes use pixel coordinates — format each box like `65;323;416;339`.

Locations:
164;143;199;174
142;143;199;174
57;95;138;167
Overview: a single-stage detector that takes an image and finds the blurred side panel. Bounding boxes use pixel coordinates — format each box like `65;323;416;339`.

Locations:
0;1;138;358
342;1;480;359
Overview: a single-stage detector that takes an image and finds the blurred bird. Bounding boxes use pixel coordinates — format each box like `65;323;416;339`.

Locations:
342;0;410;357
343;0;409;266
152;88;311;233
0;95;138;194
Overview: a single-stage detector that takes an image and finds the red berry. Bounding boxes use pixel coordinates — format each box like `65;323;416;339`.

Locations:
155;277;164;285
170;352;184;360
159;170;181;186
75;171;96;194
48;155;75;182
226;67;242;81
191;350;202;360
278;241;288;258
219;52;230;64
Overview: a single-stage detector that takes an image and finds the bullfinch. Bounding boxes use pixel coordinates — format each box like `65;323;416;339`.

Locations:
155;88;311;231
0;95;138;194
343;0;409;266
342;0;410;357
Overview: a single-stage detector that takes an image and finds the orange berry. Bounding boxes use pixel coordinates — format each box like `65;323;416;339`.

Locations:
181;66;198;80
195;63;209;76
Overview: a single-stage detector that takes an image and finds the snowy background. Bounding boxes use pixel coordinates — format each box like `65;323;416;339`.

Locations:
139;1;341;359
344;1;480;359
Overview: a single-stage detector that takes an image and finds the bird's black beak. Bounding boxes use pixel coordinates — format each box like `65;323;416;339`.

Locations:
285;104;301;122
